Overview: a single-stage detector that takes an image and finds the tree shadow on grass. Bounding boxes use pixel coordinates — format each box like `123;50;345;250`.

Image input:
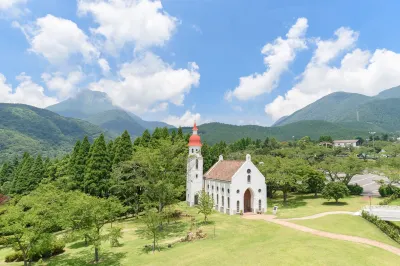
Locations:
46;250;126;266
69;241;87;249
322;202;349;206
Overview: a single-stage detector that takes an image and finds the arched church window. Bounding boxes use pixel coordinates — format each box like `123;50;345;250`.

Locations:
258;199;261;211
247;169;251;174
228;197;230;208
207;184;209;189
247;175;251;183
236;189;240;194
217;194;219;205
192;149;194;153
217;187;219;192
236;201;240;212
196;159;199;170
196;174;198;178
228;189;230;193
222;188;224;192
212;185;214;190
222;196;224;206
258;189;261;193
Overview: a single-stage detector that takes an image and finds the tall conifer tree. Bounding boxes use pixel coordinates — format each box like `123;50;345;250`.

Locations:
84;134;111;197
113;130;133;165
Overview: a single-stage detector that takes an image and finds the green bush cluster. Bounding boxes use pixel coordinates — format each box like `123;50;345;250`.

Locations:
361;211;400;244
347;184;363;195
379;185;400;198
379;193;399;205
5;239;65;262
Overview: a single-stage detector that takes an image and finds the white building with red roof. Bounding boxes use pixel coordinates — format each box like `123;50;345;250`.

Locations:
186;123;267;215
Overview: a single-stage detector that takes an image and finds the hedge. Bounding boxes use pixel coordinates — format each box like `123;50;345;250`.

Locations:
347;184;363;195
361;211;400;244
5;240;65;262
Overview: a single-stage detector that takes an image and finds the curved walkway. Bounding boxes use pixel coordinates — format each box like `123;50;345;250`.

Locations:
280;211;355;221
244;214;400;256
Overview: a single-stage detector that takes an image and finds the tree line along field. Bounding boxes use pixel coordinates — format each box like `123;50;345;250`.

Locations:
1;129;400;265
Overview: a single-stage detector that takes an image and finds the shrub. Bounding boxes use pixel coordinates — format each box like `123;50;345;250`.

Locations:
361;211;400;244
109;227;123;247
379;185;394;197
5;251;23;262
322;182;350;203
5;239;65;262
379;193;399;205
347;184;363;195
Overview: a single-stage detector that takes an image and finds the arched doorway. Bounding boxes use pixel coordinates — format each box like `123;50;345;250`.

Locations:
194;194;199;205
244;189;253;213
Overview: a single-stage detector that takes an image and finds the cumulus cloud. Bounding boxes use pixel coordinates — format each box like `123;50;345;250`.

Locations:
0;0;26;9
226;17;308;101
41;71;84;100
265;27;400;120
88;52;200;112
0;0;28;17
149;102;168;113
77;0;177;53
98;58;110;74
0;72;58;108
16;14;98;64
163;111;201;127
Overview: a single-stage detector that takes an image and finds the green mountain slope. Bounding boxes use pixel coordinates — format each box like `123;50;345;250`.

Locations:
181;121;377;144
274;86;400;131
46;90;173;134
86;109;146;138
0;104;104;163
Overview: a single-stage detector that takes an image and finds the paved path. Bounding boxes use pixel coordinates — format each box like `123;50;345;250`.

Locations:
280;211;355;221
244;214;400;256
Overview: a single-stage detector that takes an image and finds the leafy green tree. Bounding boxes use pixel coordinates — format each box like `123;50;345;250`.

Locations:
383;143;400;158
66;193;125;263
113;130;133;165
152;127;162;139
1;184;68;266
196;190;214;222
305;169;326;197
84;134;111;197
322;182;350;203
140;209;164;253
319;136;333;143
358;146;374;161
171;130;177;143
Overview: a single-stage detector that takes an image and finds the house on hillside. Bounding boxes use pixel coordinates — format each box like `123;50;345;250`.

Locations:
186;122;267;215
333;139;360;148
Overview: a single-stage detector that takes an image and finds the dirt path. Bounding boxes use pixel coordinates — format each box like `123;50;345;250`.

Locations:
244;214;400;256
280;211;356;221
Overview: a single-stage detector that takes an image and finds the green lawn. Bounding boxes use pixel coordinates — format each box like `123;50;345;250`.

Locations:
1;204;399;266
267;193;380;218
292;214;400;247
389;198;400;206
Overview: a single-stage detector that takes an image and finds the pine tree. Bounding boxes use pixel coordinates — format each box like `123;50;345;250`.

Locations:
69;140;81;176
28;155;45;191
12;153;34;195
107;140;115;167
142;130;151;147
72;136;91;190
152;128;162;139
113;130;133;165
177;127;183;139
161;127;169;139
171;130;176;143
84;134;111;197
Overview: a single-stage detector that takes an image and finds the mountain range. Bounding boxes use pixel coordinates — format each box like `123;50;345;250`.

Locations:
0;103;103;163
46;90;173;138
273;86;400;132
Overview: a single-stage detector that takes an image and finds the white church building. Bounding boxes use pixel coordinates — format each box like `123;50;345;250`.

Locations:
186;122;267;215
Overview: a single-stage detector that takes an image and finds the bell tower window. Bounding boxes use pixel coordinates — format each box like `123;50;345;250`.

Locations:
196;159;199;170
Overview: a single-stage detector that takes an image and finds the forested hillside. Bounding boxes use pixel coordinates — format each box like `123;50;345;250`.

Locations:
180;121;380;145
274;85;400;130
0;103;103;163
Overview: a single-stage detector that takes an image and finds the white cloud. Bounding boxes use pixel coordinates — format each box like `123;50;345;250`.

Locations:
232;105;243;112
41;71;84;100
88;51;200;112
149;102;168;113
265;27;400;120
163;110;201;127
226;17;308;101
98;58;110;74
0;0;28;17
77;0;177;53
17;14;98;64
0;72;58;108
0;0;25;9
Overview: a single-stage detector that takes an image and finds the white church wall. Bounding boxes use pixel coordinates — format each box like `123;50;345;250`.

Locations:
230;155;267;214
186;152;203;206
206;179;232;214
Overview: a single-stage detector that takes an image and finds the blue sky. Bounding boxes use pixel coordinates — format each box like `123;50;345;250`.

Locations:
1;0;400;127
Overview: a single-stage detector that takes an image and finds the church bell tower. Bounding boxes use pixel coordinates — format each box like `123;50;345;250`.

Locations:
186;122;204;206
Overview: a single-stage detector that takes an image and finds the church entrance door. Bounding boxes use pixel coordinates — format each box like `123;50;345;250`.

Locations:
194;194;199;205
244;189;252;212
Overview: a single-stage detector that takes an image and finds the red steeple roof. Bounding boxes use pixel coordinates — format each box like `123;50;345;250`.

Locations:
188;121;202;146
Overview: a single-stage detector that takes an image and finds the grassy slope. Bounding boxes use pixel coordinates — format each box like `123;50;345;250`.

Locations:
267;194;381;219
292;214;400;247
1;203;399;266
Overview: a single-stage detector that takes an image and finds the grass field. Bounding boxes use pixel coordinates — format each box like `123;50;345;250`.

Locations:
2;203;399;266
292;214;400;247
267;193;380;218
